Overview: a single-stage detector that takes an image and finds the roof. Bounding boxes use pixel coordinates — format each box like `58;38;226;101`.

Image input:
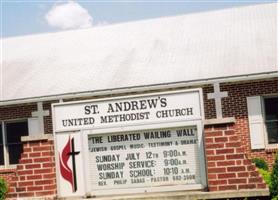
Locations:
1;3;277;103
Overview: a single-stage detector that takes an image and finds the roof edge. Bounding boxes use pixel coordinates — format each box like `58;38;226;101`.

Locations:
1;71;277;106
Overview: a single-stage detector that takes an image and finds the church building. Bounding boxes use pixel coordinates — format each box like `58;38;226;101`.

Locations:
1;2;277;199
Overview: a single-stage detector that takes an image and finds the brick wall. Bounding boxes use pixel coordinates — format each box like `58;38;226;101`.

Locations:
0;102;57;199
4;139;56;199
0;102;53;134
205;123;266;191
0;104;36;121
0;78;277;198
203;78;278;167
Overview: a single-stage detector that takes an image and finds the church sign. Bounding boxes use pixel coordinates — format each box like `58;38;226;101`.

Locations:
52;89;207;197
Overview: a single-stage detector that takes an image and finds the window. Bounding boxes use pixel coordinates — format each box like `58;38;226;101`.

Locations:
0;121;28;166
247;96;278;150
0;124;4;165
264;97;278;144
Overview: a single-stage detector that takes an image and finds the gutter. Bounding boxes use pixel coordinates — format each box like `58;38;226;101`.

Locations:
0;71;277;106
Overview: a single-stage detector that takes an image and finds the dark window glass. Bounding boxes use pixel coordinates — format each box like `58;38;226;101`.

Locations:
6;121;28;164
266;121;278;144
265;97;278;144
0;124;4;165
265;97;278;120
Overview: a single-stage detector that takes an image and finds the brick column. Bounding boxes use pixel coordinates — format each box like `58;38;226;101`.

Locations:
6;136;57;199
205;123;267;192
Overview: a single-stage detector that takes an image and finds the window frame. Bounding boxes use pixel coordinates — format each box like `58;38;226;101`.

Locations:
262;95;278;149
0;118;28;168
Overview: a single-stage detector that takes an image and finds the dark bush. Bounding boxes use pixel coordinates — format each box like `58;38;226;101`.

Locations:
252;158;269;171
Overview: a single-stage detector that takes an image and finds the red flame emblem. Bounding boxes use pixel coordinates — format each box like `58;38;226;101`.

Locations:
59;137;74;191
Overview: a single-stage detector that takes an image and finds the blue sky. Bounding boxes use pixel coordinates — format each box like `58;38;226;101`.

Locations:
1;0;276;38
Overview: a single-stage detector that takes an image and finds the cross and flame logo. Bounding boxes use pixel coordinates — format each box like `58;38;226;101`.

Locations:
59;136;80;192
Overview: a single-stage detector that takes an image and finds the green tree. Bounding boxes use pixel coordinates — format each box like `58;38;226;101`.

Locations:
0;178;7;200
270;153;278;199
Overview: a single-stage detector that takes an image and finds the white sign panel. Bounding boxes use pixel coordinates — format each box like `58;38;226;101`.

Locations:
53;90;202;132
87;126;202;192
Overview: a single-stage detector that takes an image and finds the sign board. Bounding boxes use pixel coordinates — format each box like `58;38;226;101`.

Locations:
52;89;206;197
87;126;202;192
53;90;203;132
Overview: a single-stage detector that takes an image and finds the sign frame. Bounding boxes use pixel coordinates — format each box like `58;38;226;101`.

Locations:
52;89;207;198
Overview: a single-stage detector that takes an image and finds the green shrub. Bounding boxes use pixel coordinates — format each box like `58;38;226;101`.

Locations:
270;153;278;199
0;178;8;200
258;168;271;185
252;158;269;171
